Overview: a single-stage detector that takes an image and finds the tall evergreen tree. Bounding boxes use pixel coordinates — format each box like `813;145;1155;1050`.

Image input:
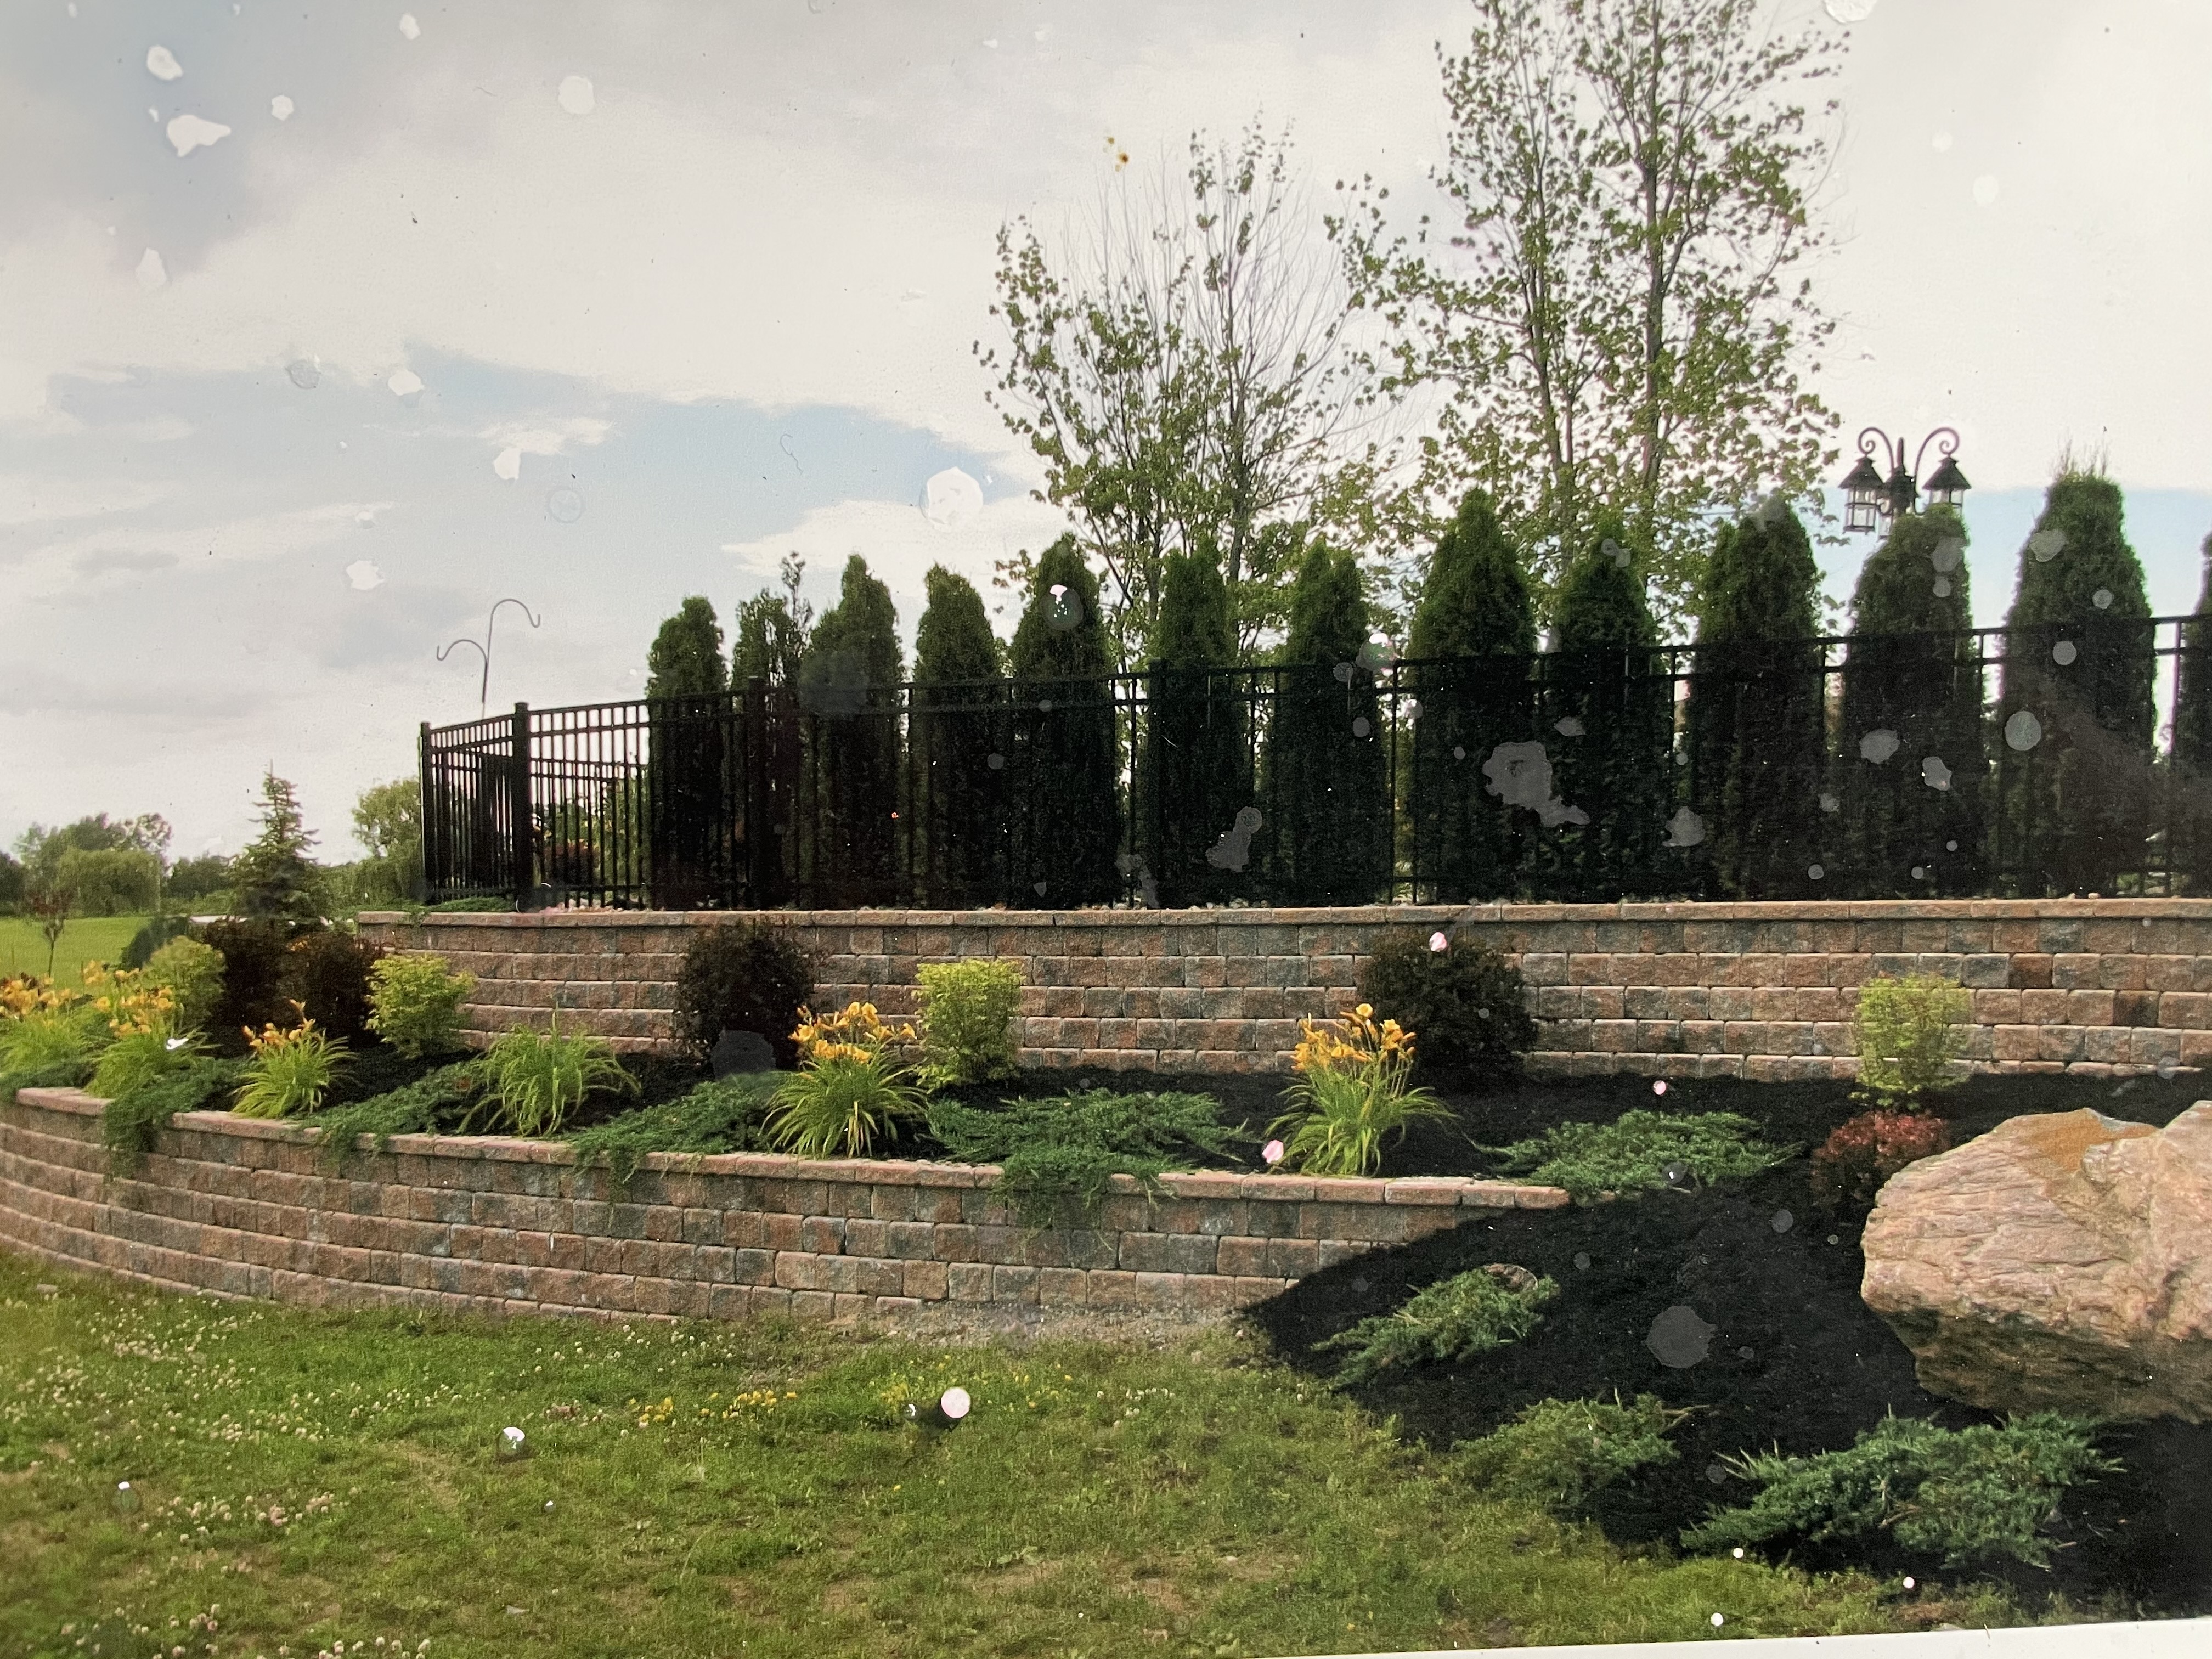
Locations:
1543;518;1673;900
645;597;729;698
2171;533;2212;891
1996;466;2155;895
1684;501;1829;898
231;771;323;927
1405;488;1538;901
1836;507;1985;896
911;565;1007;906
1261;539;1390;904
1006;537;1121;905
1138;547;1252;906
730;555;814;906
731;554;812;689
799;556;906;906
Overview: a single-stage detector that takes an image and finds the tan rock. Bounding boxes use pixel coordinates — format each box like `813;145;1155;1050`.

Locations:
1861;1103;2212;1422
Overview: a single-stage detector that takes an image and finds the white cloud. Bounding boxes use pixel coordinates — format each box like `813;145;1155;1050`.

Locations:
166;115;232;159
477;415;613;455
7;500;390;597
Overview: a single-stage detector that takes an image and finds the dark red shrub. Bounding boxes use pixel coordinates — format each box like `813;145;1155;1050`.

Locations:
1810;1110;1952;1213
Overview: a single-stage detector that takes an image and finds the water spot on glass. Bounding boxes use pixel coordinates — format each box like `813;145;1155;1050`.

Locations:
1206;806;1263;872
1652;1080;1667;1096
1554;716;1585;737
710;1029;774;1077
355;508;376;527
2005;709;2042;751
798;647;867;716
546;486;585;523
346;560;383;591
1932;577;1952;599
271;94;295;121
1827;1234;1840;1245
558;75;596;116
1333;661;1355;685
1819;792;1839;814
1706;1461;1728;1484
286;358;319;389
1972;174;2000;207
1033;880;1048;896
388;369;425;399
1808;863;1824;881
1647;1305;1714;1369
2159;1057;2179;1080
1403;698;1423;724
493;446;522;481
146;44;183;80
1453;746;1467;761
1038;698;1053;713
920;467;980;529
1357;633;1396;672
2029;527;2066;562
986;752;1005;771
399;13;421;40
1771;1209;1793;1233
1931;537;1964;573
2093;588;2113;611
1348;716;1370;738
1824;0;1877;19
1483;742;1584;826
1911;865;1926;880
1602;538;1629;567
1665;806;1705;848
166;114;231;157
1753;491;1788;527
1674;749;1688;766
1573;1252;1591;1271
1932;131;1953;153
1046;585;1083;632
2052;639;2077;666
1922;756;1952;791
1859;729;1900;764
1429;932;1449;953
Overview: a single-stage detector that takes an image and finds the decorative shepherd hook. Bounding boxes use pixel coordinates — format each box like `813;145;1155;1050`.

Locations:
438;597;541;716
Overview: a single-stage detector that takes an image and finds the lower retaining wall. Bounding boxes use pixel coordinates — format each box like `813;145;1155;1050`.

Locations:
360;899;2212;1081
0;1088;1567;1324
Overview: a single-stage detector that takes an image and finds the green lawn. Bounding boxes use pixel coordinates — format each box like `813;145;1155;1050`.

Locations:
0;1254;2044;1659
0;915;153;979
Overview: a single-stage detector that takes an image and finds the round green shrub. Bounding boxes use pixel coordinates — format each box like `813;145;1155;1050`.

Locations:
143;936;225;1034
671;922;817;1068
284;929;387;1046
1357;931;1538;1081
366;952;476;1059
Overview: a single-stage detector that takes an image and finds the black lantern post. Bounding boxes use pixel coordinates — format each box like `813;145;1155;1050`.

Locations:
1837;427;1969;533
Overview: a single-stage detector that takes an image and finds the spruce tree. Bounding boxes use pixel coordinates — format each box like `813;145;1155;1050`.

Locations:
1835;507;1985;896
2172;534;2212;891
1138;548;1252;906
231;771;323;927
1683;501;1829;898
1543;519;1673;900
1260;539;1390;905
1996;467;2155;895
911;565;1007;906
799;556;906;906
645;597;729;698
1006;537;1121;905
1404;489;1538;901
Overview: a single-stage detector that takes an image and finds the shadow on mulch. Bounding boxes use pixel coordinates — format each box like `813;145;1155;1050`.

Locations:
1241;1066;2212;1617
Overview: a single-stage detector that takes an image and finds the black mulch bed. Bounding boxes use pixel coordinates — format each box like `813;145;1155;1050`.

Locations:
1243;1068;2212;1617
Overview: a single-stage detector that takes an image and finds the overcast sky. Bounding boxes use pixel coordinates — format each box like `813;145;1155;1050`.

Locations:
3;0;2210;861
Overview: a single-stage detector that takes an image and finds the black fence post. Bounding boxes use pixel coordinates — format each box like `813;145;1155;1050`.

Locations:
511;701;533;907
417;720;438;901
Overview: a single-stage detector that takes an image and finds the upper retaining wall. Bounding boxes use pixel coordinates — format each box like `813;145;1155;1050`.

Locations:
0;1087;1564;1325
358;900;2212;1081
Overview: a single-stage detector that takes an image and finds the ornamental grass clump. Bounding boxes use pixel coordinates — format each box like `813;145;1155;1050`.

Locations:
1319;1263;1559;1386
365;952;476;1058
1266;1002;1453;1178
1683;1412;2115;1568
1483;1110;1792;1202
928;1088;1238;1227
477;1018;636;1138
766;1001;928;1158
233;1003;348;1119
1450;1393;1693;1515
1852;972;1972;1109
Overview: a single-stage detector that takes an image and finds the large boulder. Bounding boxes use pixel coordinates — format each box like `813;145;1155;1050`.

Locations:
1860;1102;2212;1423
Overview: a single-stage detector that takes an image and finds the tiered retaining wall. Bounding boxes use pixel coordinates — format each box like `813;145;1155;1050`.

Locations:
0;1088;1567;1324
360;900;2212;1081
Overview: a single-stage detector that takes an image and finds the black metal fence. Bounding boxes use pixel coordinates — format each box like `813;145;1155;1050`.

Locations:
420;616;2212;910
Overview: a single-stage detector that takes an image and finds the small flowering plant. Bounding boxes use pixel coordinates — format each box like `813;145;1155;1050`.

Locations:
1266;1002;1453;1178
234;1002;349;1119
0;963;122;1075
766;1001;929;1158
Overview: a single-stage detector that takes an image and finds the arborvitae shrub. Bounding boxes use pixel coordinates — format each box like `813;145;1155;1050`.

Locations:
670;922;818;1069
1684;503;1828;898
1357;931;1537;1081
284;930;387;1046
910;565;1007;906
644;596;730;698
1261;540;1390;904
1810;1110;1952;1214
1544;520;1673;900
1836;509;1985;896
645;596;735;908
1406;490;1538;901
1139;549;1251;907
913;959;1024;1087
1006;538;1121;905
1851;971;1972;1109
799;556;906;906
2174;533;2212;891
1996;468;2154;895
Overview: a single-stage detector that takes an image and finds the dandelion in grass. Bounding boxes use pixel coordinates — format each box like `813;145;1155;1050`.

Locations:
1265;1003;1451;1178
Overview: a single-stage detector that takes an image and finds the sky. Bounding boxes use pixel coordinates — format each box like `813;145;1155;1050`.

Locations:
3;0;2210;862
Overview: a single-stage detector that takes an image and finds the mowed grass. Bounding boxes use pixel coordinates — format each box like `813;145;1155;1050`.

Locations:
0;915;152;979
0;1252;2005;1659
